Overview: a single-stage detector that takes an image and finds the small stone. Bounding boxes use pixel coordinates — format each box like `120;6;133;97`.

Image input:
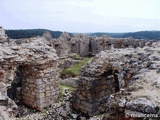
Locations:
119;97;126;107
157;68;160;73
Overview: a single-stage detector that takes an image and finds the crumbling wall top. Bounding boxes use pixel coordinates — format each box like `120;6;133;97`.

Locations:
0;37;58;65
81;48;136;77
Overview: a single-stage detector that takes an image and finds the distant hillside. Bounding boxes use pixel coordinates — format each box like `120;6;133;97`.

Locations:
88;32;125;38
89;31;160;40
5;29;72;39
5;29;160;40
121;31;160;40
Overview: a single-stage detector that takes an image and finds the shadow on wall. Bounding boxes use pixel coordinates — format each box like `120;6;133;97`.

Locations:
7;65;23;105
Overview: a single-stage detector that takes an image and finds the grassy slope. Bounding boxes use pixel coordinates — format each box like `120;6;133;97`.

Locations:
60;58;92;77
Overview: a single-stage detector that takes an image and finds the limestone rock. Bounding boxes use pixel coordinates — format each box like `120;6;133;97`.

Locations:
126;98;158;114
119;97;126;107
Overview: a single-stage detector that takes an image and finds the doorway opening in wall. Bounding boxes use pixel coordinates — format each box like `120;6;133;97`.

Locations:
71;43;76;53
7;65;23;105
54;44;60;55
101;69;113;77
113;70;120;92
88;39;93;57
101;69;120;93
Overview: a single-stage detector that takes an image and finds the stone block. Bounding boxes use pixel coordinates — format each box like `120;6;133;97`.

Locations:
29;83;35;88
31;91;36;96
46;91;51;97
35;79;43;85
35;87;45;92
36;92;45;98
45;86;50;91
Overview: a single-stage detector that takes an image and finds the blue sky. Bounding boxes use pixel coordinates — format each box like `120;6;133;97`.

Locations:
0;0;160;32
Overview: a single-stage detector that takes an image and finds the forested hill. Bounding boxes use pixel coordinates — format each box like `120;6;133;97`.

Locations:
88;31;160;40
121;31;160;40
5;29;160;40
5;29;72;39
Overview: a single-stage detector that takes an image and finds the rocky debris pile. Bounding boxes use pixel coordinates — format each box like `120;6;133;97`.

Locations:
102;88;160;119
0;82;18;117
0;96;18;119
60;78;78;88
126;98;159;114
0;37;57;65
102;92;139;120
39;88;72;120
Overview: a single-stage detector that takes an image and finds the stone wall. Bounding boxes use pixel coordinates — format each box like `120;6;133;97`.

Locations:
21;62;59;110
0;27;6;38
72;34;90;56
73;75;117;116
0;28;60;111
52;32;148;57
53;32;71;57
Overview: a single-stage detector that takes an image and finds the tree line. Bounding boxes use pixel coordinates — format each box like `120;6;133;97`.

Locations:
89;31;160;40
5;29;64;39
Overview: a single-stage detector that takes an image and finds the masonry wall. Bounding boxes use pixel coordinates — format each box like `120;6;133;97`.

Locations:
53;33;147;57
0;27;7;40
73;70;118;116
21;61;59;110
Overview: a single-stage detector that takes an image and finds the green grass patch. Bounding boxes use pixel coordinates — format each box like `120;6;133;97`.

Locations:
73;54;81;59
60;84;75;93
59;84;75;98
60;57;92;78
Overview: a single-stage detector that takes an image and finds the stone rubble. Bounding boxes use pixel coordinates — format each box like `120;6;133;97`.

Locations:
126;98;158;114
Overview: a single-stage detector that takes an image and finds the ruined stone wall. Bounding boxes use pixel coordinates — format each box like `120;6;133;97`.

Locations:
21;62;59;110
52;32;148;57
0;27;6;38
0;28;60;111
76;39;89;57
91;37;112;55
0;65;16;84
0;62;59;111
73;75;117;116
53;33;71;57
